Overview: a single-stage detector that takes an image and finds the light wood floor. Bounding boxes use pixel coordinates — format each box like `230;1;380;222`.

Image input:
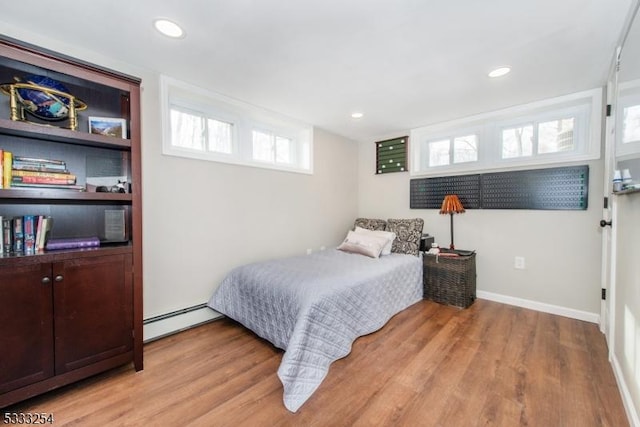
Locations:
4;299;629;426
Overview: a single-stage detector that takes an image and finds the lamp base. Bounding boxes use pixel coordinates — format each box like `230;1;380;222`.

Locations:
449;213;455;251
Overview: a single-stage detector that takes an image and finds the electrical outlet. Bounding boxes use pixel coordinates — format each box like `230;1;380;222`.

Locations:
306;248;312;255
514;256;525;269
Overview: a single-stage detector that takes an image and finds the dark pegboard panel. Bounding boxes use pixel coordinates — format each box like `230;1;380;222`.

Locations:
481;165;589;210
410;165;589;210
410;174;481;209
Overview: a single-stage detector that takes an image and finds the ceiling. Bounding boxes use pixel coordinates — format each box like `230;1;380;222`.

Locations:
0;0;636;142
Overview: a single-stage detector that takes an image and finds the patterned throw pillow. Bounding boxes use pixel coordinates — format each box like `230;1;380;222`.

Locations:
385;218;424;256
353;218;387;231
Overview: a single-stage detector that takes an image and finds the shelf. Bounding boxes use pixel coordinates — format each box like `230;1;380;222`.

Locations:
613;187;640;196
0;117;131;150
0;243;132;265
0;188;132;203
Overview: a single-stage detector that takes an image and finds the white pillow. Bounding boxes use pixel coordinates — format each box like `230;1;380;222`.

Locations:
354;226;396;255
337;230;390;258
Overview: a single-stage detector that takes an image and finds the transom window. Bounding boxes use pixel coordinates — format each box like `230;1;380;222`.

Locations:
252;130;294;164
170;107;233;154
538;118;575;154
410;88;601;176
501;118;575;159
616;88;640;159
161;75;313;174
622;104;640;144
424;134;479;167
502;125;533;158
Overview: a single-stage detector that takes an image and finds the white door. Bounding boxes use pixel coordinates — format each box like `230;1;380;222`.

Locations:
600;54;620;351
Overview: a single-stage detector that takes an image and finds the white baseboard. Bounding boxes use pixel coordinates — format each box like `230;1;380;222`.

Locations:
476;290;600;324
143;305;223;342
611;354;640;427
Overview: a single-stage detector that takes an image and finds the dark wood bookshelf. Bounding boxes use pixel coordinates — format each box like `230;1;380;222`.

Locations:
0;37;143;409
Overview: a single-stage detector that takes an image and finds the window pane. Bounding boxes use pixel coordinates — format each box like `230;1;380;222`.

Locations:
170;109;205;150
538;118;574;153
623;105;640;143
207;118;233;154
453;135;478;163
502;125;533;158
429;139;450;166
252;130;274;162
275;136;292;164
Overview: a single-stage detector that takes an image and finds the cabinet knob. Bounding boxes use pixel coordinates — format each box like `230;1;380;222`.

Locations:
42;277;51;285
54;275;63;282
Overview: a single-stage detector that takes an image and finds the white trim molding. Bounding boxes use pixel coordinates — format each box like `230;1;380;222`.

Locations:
477;290;600;323
611;354;640;427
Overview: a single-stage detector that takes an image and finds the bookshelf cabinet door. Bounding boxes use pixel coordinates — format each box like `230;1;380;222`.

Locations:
0;262;54;394
52;253;133;374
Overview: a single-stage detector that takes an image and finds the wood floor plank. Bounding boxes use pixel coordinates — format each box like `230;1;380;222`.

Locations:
2;299;629;427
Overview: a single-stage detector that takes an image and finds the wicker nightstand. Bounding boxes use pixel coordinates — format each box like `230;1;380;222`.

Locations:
423;252;476;308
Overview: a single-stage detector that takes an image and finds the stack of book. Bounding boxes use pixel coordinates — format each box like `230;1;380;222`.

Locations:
1;215;53;254
1;213;102;254
0;151;83;190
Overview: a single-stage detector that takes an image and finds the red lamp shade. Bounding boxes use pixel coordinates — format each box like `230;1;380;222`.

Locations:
440;194;465;214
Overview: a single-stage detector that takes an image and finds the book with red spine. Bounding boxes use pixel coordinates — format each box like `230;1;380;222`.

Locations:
12;176;76;185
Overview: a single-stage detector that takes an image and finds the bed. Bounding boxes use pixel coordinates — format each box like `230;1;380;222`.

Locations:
207;218;424;412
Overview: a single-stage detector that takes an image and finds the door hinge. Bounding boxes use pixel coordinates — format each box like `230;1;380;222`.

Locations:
606;104;612;117
602;288;607;300
604;196;608;209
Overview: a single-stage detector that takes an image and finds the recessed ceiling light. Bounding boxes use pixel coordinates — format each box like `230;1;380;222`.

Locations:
351;112;364;119
488;66;511;78
154;19;185;38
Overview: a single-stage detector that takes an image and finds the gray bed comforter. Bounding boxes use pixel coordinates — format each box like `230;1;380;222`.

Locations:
207;248;422;412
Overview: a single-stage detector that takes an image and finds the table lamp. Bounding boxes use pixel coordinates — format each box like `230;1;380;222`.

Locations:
440;194;465;250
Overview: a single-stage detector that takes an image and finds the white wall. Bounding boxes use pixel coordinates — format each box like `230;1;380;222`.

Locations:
613;192;640;425
358;140;605;318
0;25;360;325
142;115;359;317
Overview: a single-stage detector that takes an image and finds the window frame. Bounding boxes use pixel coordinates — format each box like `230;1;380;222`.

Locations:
409;88;602;176
161;75;314;174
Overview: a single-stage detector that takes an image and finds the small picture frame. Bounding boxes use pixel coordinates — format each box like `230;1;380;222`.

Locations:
88;116;127;139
